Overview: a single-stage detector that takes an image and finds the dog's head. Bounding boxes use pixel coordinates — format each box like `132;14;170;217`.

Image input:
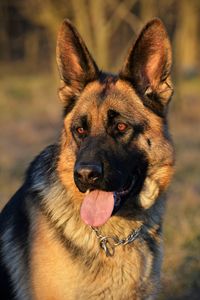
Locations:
56;19;174;227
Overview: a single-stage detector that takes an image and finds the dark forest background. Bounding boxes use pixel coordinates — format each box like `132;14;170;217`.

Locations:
0;1;200;299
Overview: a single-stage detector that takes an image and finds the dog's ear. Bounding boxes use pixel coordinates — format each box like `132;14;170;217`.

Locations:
120;19;173;116
57;19;99;105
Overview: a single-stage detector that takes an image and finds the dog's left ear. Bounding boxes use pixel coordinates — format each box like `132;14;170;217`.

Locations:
57;19;99;104
120;19;173;116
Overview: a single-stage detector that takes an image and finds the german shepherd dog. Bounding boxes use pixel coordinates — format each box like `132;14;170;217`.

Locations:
0;18;174;300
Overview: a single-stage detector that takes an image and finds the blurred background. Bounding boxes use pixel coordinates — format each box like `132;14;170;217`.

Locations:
0;0;199;299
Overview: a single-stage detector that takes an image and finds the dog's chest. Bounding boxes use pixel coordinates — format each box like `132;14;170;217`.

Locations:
72;254;149;300
31;220;153;300
31;249;147;300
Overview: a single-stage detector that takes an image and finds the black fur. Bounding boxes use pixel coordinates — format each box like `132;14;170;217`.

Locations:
0;145;59;299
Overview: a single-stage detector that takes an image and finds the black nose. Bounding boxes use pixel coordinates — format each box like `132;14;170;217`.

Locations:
74;163;103;187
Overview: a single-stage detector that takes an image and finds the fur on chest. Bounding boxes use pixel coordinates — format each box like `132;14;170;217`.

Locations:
30;214;158;300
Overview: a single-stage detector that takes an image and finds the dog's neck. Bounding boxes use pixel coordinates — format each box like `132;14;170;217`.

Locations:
36;179;163;260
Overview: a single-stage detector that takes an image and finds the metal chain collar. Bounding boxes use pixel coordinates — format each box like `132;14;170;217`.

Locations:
91;225;142;257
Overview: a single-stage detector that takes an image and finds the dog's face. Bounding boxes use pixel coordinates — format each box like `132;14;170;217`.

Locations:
71;80;149;194
56;19;174;226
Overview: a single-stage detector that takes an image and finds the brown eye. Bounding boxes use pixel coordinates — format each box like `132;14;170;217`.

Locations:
77;127;87;135
117;123;128;132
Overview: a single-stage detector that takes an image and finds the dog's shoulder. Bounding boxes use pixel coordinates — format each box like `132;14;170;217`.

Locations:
25;143;60;190
0;144;60;300
0;184;28;299
0;143;60;252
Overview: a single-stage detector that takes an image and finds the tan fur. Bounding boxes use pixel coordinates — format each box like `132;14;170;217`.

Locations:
31;207;159;300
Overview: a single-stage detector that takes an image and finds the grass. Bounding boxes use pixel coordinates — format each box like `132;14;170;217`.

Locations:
0;69;200;299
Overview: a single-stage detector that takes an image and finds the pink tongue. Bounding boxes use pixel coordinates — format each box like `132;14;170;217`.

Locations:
80;190;114;227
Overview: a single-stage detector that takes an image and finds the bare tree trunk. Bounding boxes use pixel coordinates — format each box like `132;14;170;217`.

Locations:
70;0;94;54
89;0;109;70
140;0;157;22
174;0;198;75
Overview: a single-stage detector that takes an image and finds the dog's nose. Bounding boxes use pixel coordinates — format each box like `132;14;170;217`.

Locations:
74;163;103;185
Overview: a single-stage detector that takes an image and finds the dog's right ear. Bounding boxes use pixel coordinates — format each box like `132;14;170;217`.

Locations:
57;19;99;105
119;19;173;117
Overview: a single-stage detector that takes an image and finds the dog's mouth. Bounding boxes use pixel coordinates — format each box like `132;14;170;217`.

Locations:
113;176;136;211
80;176;137;227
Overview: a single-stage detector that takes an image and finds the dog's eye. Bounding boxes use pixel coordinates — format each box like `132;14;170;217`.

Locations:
117;123;128;132
76;127;88;136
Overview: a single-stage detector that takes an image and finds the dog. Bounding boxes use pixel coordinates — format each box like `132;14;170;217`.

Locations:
0;18;174;300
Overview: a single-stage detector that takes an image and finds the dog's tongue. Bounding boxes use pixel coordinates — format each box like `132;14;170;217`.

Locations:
80;190;114;227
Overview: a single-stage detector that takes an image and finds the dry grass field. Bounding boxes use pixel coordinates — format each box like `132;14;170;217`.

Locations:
0;68;199;299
